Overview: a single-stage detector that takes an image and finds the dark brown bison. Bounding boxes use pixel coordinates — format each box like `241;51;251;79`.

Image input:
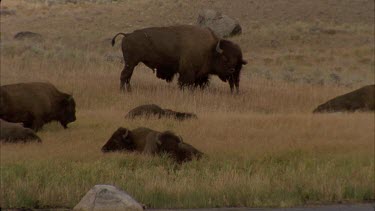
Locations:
0;119;41;143
101;127;203;163
0;82;76;131
125;104;197;120
313;85;375;113
111;25;247;93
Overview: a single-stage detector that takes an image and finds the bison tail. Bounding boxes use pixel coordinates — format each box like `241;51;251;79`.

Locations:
111;33;128;47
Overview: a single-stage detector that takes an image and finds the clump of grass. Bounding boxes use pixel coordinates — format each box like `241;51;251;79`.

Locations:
1;150;373;208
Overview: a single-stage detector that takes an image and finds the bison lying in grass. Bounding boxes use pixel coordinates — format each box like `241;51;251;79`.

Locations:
0;119;41;143
125;104;197;120
313;85;374;113
0;82;76;131
102;127;203;163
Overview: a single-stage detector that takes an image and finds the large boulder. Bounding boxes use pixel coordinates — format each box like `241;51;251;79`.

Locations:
313;85;375;113
73;185;143;211
197;9;242;38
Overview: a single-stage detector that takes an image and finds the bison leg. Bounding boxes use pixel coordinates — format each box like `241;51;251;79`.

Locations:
22;112;38;130
178;71;196;90
194;76;210;90
29;117;44;132
228;77;235;93
120;63;136;92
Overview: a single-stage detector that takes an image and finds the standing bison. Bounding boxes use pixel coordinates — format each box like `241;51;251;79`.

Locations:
0;82;76;131
313;85;375;113
112;25;247;93
0;119;41;143
102;127;203;163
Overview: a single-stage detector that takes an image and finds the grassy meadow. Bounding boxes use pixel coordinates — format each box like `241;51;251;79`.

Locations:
1;0;374;209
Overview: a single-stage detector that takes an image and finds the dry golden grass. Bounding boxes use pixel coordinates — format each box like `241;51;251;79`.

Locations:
0;0;374;208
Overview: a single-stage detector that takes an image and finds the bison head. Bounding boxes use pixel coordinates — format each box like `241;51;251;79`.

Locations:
213;40;247;93
176;142;204;163
157;131;203;163
59;95;76;128
101;127;136;152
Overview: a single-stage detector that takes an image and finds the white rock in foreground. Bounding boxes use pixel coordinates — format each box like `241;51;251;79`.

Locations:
74;185;143;211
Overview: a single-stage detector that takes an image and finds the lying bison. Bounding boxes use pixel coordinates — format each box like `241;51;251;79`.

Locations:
1;119;41;143
0;82;76;131
125;104;197;120
313;85;374;113
112;25;247;93
102;127;203;163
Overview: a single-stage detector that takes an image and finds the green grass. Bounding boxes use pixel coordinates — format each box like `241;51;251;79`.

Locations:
1;150;373;208
1;0;374;208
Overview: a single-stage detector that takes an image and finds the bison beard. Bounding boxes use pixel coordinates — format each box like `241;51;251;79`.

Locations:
111;25;246;93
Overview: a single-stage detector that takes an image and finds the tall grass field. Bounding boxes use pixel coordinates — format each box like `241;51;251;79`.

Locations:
1;0;374;209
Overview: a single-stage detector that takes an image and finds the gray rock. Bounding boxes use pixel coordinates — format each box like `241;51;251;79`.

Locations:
197;9;242;38
73;185;143;211
0;9;16;16
104;52;124;64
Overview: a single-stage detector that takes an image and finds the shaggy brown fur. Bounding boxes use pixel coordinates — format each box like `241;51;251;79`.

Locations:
112;25;247;93
101;127;203;163
313;85;375;113
0;82;76;131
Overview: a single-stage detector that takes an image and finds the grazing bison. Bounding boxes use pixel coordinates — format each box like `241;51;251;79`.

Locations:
101;127;203;163
0;82;76;131
111;25;247;93
1;119;41;143
313;85;375;113
125;104;197;120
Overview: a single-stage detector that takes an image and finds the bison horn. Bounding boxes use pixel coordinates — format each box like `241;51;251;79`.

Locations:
156;136;162;146
216;40;223;54
122;129;129;139
178;136;184;143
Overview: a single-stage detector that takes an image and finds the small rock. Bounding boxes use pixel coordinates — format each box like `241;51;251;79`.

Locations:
270;40;280;48
74;185;143;211
14;31;44;42
104;52;123;64
290;35;300;41
197;9;242;38
0;9;16;16
329;73;341;84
